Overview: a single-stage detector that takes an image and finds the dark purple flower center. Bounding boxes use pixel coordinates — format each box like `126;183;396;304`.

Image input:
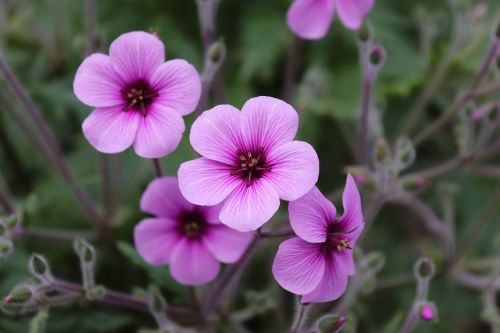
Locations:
179;211;206;239
325;222;354;253
231;148;272;187
121;79;158;116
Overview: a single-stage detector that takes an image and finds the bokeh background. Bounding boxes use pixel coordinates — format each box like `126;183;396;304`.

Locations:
1;0;500;332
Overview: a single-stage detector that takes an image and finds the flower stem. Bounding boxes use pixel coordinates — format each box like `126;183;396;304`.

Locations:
0;172;15;214
51;279;192;318
0;54;105;234
290;301;310;333
203;232;261;316
152;159;163;177
356;75;375;165
281;36;302;103
412;38;500;148
12;227;97;243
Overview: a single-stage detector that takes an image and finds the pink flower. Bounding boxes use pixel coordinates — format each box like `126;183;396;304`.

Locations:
272;174;364;303
178;96;319;232
73;31;201;158
134;177;252;285
287;0;375;40
419;303;436;322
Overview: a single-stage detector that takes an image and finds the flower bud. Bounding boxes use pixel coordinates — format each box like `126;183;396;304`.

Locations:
29;254;52;282
0;237;13;258
74;238;96;264
7;286;33;303
403;176;426;191
208;39;226;64
375;138;387;162
1;300;23;315
419;303;436;322
395;137;416;171
369;45;386;66
316;314;347;333
415;256;435;279
148;285;167;314
357;22;372;43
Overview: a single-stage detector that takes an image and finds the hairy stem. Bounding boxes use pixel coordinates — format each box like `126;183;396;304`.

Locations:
152;159;163;178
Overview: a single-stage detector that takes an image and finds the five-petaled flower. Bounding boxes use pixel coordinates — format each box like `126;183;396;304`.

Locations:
287;0;375;40
134;177;252;285
178;96;319;232
272;174;364;303
73;31;201;158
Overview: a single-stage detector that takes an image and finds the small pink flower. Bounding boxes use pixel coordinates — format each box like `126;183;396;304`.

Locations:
73;31;201;158
287;0;375;40
178;96;319;232
272;174;364;303
134;177;252;285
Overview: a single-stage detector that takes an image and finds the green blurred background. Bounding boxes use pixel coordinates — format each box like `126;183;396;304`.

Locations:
0;0;499;332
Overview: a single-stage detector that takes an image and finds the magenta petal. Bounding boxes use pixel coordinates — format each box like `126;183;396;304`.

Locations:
272;237;325;295
140;177;193;219
219;180;280;231
109;31;165;82
82;106;139;154
339;174;364;231
132;105;185;158
240;96;299;152
287;0;335;40
200;205;223;225
357;0;375;15
336;0;367;30
151;59;201;116
203;225;253;263
301;254;349;303
190;105;242;165
266;141;319;201
170;238;220;285
73;54;123;108
134;218;180;265
289;186;336;243
178;158;240;206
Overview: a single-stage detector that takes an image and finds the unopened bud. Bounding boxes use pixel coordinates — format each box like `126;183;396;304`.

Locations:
317;314;347;333
29;254;52;282
363;251;385;273
357;22;372;43
403;176;426;190
395;137;416;170
148;285;166;314
369;45;385;66
208;39;226;64
8;286;32;303
415;256;435;279
419;303;436;322
375;138;387;162
74;238;95;264
1;300;23;315
0;237;13;258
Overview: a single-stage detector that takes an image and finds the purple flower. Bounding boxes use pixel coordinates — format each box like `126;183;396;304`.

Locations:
419;303;436;322
287;0;375;40
134;177;252;285
73;31;201;158
178;96;319;232
272;175;364;303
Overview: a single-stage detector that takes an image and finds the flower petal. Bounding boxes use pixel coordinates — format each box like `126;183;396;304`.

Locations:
240;96;299;152
73;54;123;108
266;140;319;201
134;218;180;265
151;59;201;116
272;237;325;295
203;225;253;263
133;105;185;158
286;0;335;40
336;0;368;30
301;254;349;303
339;174;364;231
178;158;240;206
82;106;139;154
190;105;243;165
289;186;336;243
170;238;220;285
140;177;193;219
219;180;280;231
357;0;375;15
109;31;165;82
